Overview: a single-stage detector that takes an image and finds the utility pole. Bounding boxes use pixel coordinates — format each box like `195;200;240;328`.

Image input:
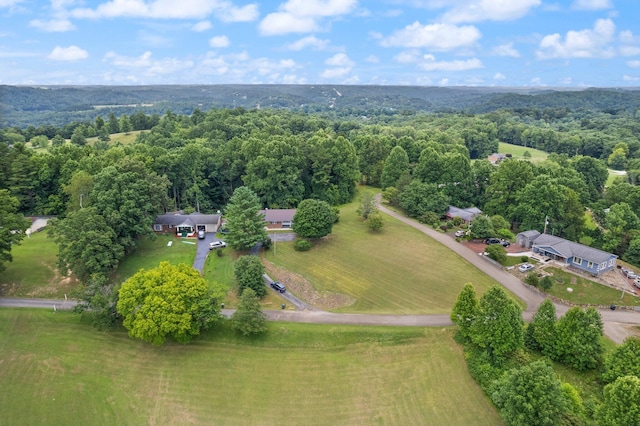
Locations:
543;215;549;234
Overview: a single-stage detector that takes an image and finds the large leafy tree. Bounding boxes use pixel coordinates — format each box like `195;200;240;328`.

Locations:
0;190;30;272
224;186;268;251
231;287;268;336
524;298;556;357
380;146;409;190
450;283;478;340
484;159;535;221
602;337;640;383
597;376;640;426
234;255;266;298
47;207;123;281
570;155;609;202
399;180;449;219
91;158;170;252
470;286;524;363
117;262;222;345
491;360;568;426
293;199;336;239
554;307;604;371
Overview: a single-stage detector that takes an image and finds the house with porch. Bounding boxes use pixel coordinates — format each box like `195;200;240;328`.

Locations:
153;211;221;237
259;209;296;229
515;230;617;275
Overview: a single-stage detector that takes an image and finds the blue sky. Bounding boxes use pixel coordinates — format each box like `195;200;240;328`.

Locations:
1;0;639;86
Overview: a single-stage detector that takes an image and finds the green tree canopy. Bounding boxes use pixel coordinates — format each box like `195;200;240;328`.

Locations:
470;215;494;239
491;360;568;426
470;286;524;363
602;337;640;383
117;262;222;345
231;287;268;336
0;190;30;272
380;146;409;189
597;376;640;426
399;180;449;219
234;255;267;298
450;283;478;340
554;307;604;371
224;186;268;251
524;298;556;357
293;199;336;239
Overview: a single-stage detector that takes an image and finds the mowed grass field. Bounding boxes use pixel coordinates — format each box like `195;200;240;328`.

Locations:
498;142;548;162
0;309;502;425
0;231;78;298
264;196;499;314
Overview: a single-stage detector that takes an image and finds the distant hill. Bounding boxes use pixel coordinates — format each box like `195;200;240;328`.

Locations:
1;84;639;128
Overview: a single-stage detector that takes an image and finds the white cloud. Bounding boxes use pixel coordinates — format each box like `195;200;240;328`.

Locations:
71;0;259;22
623;75;639;81
536;18;616;59
320;67;351;79
530;77;544;85
286;36;329;51
620;46;640;56
192;20;212;32
365;54;379;63
441;0;541;24
493;72;506;80
438;78;449;86
572;0;612;10
209;35;230;48
627;60;640;68
103;50;194;75
0;0;23;7
394;50;419;64
620;30;640;44
493;42;520;58
48;45;88;61
29;19;76;32
259;0;357;35
381;22;481;51
419;56;483;71
560;77;573;84
325;52;353;67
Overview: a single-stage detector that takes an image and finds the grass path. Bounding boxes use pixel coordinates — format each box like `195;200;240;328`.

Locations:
0;309;502;425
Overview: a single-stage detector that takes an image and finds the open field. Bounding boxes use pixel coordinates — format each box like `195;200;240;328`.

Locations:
498;142;548;162
0;309;502;426
264;195;500;314
544;267;640;306
0;231;78;298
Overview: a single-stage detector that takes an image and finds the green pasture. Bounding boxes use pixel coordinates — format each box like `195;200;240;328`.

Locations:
0;231;77;298
543;267;640;306
264;198;499;314
498;142;548;162
0;309;501;426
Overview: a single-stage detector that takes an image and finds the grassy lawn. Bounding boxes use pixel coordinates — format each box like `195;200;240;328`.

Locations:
0;231;78;298
264;194;500;314
0;309;502;425
606;169;627;187
113;234;197;284
543;267;640;306
498;142;548;162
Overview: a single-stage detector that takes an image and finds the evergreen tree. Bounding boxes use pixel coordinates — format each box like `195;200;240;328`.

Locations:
224;186;267;251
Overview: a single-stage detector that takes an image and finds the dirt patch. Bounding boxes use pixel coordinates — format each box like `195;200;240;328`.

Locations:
262;259;355;311
26;262;79;298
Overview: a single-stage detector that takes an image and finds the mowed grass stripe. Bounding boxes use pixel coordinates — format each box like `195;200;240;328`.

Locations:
265;197;498;314
0;310;502;425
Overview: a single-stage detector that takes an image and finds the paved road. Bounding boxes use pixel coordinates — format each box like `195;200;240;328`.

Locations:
193;232;226;273
0;297;77;310
262;274;317;311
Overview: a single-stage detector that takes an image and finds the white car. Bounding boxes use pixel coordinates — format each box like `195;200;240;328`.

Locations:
454;230;465;237
209;241;227;250
518;263;534;273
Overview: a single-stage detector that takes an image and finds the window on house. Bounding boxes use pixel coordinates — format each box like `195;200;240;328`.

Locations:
282;221;292;228
574;257;583;265
587;261;594;269
609;259;615;266
153;224;163;231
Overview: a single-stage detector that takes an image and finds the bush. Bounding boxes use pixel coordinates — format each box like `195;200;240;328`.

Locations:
453;216;463;226
496;228;514;241
525;272;540;287
485;244;507;263
294;239;312;251
216;248;224;257
520;255;529;262
262;237;272;250
446;220;454;229
419;211;440;228
540;276;553;290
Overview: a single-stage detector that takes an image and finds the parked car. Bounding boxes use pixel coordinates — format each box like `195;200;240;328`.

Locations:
198;229;205;239
454;230;465;237
209;241;227;249
271;281;286;293
484;238;510;247
634;278;640;289
519;263;534;273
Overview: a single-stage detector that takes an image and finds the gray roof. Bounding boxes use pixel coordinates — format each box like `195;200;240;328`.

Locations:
517;230;541;239
155;212;220;226
446;205;482;222
531;233;616;263
259;209;296;222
